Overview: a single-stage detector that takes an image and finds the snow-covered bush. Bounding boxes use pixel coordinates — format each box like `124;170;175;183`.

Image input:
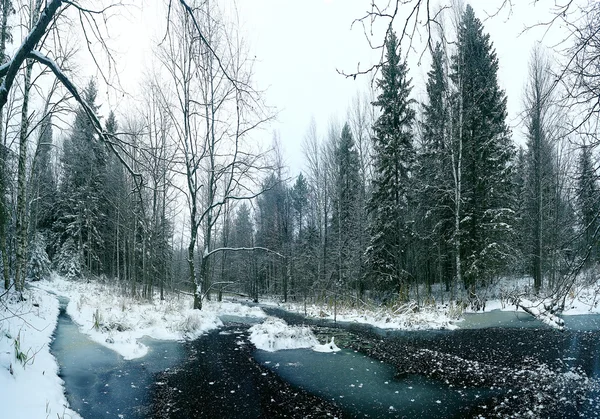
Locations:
249;317;318;351
27;232;51;281
179;311;204;334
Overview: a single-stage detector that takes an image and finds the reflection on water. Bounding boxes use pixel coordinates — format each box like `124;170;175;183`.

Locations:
562;314;600;331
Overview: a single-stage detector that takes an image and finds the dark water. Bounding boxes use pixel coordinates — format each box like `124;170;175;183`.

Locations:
50;298;185;418
261;306;600;417
254;348;493;418
51;300;600;418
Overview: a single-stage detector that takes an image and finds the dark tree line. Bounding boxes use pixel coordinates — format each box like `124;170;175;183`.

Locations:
209;4;600;309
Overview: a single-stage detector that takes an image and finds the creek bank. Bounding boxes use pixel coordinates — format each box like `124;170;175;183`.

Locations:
264;306;600;418
51;297;187;418
151;323;343;418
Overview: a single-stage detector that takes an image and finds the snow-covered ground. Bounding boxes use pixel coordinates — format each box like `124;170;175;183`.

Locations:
460;275;600;316
35;273;268;360
262;275;600;332
3;272;600;417
263;299;460;330
0;286;81;419
1;273;269;418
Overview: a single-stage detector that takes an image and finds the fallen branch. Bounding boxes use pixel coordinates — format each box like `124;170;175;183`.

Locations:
517;298;565;330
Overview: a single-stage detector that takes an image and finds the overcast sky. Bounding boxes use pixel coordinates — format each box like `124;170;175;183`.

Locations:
236;0;567;175
103;0;568;176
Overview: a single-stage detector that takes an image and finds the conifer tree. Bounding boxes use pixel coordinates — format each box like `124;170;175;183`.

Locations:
366;31;415;296
418;42;454;291
577;144;600;264
230;203;254;295
522;48;563;291
332;123;362;290
54;80;108;276
451;5;514;291
30;117;56;232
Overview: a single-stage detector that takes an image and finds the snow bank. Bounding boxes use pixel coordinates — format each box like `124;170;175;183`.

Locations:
269;300;458;331
37;274;266;360
0;287;80;419
249;317;318;351
218;301;267;318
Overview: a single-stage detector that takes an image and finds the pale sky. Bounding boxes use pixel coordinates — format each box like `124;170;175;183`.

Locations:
235;0;566;175
96;0;568;176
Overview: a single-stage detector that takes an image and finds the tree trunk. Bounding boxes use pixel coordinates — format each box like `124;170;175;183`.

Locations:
15;57;34;292
0;0;11;290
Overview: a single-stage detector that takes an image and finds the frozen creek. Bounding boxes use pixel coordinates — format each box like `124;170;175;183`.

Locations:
51;301;600;418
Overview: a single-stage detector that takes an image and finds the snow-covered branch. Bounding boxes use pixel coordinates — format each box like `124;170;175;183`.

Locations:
205;246;284;260
27;50;141;180
515;298;565;330
0;0;63;110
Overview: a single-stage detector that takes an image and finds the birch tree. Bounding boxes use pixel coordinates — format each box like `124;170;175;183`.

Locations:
159;0;270;309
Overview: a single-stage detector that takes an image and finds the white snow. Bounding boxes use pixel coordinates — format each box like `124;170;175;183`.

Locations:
263;300;458;331
36;273;226;360
248;317;344;353
313;336;341;353
517;298;565;329
248;317;318;351
217;301;267;318
2;273;270;418
0;286;80;419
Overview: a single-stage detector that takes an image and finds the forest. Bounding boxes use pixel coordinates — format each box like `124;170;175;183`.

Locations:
1;0;600;316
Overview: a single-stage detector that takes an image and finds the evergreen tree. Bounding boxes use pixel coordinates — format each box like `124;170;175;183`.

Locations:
28;232;50;281
577;144;600;264
451;5;514;290
53;79;108;276
418;42;454;291
30;117;56;232
522;48;562;291
291;173;309;235
331;123;362;291
512;147;529;275
366;31;415;296
230;203;254;296
255;173;290;299
101;111;126;279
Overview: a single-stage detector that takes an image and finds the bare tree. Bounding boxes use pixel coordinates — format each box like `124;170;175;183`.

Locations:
158;0;271;309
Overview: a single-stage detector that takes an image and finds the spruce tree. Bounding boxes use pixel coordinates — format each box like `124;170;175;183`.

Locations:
451;5;514;291
30;117;56;232
366;31;415;296
522;49;562;291
332;123;362;290
53;80;108;277
101;111;126;279
230;203;254;295
577;144;600;264
418;42;454;291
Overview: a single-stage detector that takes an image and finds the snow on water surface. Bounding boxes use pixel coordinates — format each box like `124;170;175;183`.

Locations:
0;287;81;419
313;336;341;353
249;317;343;353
